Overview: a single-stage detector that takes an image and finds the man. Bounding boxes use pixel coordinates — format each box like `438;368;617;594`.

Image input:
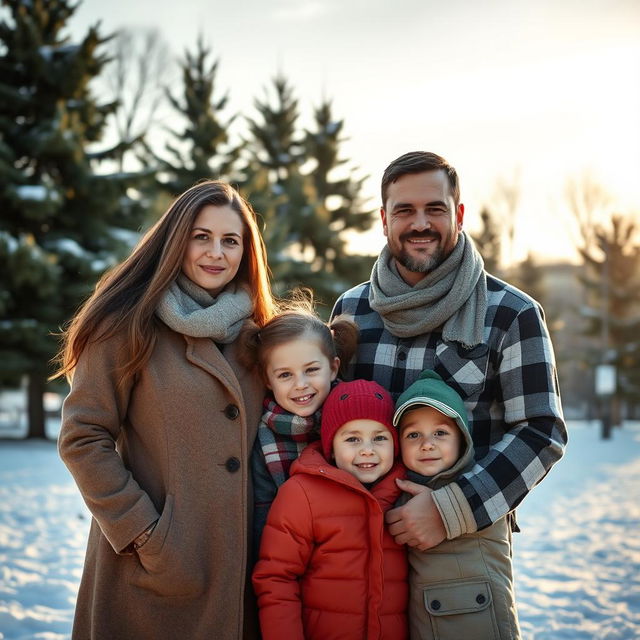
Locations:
331;151;566;552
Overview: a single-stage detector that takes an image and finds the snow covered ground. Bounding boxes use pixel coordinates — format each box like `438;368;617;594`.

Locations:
0;420;639;639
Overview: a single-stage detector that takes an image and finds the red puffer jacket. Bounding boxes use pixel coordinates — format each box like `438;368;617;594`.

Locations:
252;441;408;640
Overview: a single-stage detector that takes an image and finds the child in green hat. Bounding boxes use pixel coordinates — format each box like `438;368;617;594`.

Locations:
393;370;521;640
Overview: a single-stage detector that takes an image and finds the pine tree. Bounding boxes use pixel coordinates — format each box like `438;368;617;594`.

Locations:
156;37;237;195
241;79;375;308
0;0;148;437
239;75;320;298
304;99;375;305
578;214;640;413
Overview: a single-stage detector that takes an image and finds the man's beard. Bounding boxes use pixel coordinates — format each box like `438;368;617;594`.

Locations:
393;231;447;274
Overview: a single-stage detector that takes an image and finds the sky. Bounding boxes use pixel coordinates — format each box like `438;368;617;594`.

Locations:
67;0;640;264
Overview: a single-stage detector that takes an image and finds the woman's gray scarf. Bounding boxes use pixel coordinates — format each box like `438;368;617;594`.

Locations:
369;231;487;348
156;273;253;343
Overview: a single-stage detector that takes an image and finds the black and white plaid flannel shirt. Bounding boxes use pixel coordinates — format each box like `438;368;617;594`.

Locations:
331;274;567;531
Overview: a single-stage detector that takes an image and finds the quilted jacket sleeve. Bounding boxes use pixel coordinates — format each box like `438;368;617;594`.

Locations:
252;477;314;640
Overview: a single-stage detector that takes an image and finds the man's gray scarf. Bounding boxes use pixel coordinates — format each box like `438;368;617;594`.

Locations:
369;231;487;347
156;273;253;343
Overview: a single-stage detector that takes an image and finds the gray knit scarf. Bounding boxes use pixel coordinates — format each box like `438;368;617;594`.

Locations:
156;273;253;343
369;231;487;347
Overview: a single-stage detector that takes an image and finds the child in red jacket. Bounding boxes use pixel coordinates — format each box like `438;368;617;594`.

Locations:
252;380;408;640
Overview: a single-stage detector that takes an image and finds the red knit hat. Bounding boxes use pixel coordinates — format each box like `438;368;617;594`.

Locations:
321;380;398;459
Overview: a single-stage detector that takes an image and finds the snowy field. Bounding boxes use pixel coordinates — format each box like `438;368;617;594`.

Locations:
0;420;639;639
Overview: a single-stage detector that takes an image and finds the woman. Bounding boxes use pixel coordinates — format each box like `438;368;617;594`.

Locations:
56;180;275;639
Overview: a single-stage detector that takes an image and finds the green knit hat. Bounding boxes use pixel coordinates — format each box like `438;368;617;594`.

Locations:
393;370;469;434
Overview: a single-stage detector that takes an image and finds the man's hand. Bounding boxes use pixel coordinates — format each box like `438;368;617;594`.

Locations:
385;478;446;550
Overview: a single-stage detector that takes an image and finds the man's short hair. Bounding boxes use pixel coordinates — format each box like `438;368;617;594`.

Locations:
381;151;460;208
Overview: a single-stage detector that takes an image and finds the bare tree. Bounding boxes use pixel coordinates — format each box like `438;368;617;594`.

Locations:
471;206;503;277
567;172;640;429
566;171;613;251
104;27;172;170
511;251;546;305
491;170;521;268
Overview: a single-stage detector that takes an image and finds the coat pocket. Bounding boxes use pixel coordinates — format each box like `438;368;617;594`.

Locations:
434;341;489;399
422;578;499;640
129;494;205;597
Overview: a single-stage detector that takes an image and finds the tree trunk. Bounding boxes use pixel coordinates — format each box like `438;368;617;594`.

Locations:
600;396;613;440
611;394;622;428
27;372;47;439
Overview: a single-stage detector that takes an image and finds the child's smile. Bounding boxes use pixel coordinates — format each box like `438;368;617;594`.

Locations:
399;406;462;477
265;337;339;417
332;419;395;484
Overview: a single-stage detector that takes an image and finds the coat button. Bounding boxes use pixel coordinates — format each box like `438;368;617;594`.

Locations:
225;457;241;472
430;600;441;610
224;404;240;420
397;351;407;361
476;594;486;605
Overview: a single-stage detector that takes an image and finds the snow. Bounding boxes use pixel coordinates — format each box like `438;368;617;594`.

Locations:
108;227;140;249
0;438;87;640
43;239;118;271
0;420;638;639
48;239;85;259
13;186;49;202
38;46;53;62
89;258;112;273
38;45;80;62
512;421;640;640
326;121;340;135
0;232;18;254
0;320;37;330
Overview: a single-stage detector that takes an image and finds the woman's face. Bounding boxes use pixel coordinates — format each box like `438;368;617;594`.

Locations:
181;205;245;295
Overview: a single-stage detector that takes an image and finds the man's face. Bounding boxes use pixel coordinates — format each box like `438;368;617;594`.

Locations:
381;170;464;286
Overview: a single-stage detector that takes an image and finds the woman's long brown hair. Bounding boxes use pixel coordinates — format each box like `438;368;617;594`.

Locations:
53;180;276;382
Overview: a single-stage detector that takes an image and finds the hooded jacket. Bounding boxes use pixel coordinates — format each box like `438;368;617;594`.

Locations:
252;440;408;640
399;410;520;640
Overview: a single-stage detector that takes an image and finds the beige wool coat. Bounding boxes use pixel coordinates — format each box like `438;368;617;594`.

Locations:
59;321;264;640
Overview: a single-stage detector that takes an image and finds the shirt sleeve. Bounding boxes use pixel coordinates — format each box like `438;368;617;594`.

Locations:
443;302;568;532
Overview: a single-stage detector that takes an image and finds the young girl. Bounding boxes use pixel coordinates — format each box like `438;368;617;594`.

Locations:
239;300;359;551
252;379;408;639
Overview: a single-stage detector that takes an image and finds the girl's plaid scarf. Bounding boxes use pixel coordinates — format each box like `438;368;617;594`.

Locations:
257;396;322;488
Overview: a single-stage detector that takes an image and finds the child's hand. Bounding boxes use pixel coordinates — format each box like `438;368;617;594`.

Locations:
385;479;446;551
